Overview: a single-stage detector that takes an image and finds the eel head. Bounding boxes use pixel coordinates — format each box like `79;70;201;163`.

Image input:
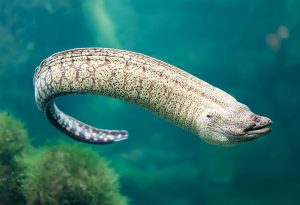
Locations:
196;103;272;146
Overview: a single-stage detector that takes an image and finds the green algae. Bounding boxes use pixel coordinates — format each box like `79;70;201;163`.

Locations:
0;112;28;205
22;144;128;205
0;111;128;205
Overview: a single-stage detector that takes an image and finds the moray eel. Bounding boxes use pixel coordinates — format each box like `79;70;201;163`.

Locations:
34;48;272;146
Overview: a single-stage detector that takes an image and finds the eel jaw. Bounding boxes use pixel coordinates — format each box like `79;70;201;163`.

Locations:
244;115;273;137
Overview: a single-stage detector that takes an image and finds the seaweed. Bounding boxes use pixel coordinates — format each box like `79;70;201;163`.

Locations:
0;112;28;205
0;111;128;205
22;144;128;205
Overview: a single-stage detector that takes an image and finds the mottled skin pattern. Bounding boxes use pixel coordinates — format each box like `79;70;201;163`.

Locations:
34;48;272;145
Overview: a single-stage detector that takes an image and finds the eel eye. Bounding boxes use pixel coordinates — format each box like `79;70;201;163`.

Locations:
206;114;212;118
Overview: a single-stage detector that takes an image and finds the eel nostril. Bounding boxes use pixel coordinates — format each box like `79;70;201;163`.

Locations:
250;115;260;123
255;117;260;123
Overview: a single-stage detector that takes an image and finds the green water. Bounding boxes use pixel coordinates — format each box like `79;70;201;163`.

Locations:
0;0;299;204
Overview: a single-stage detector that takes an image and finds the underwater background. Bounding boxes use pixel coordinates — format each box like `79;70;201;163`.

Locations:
0;0;300;204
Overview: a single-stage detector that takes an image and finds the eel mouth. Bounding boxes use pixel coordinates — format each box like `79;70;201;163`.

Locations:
244;115;273;136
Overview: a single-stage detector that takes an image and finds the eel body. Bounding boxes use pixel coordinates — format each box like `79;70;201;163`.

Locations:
34;48;272;145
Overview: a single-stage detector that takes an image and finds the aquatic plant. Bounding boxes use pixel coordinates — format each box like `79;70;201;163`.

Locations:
23;144;128;205
0;111;28;205
0;111;128;205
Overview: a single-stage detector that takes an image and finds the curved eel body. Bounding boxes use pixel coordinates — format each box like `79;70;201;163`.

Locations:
34;48;272;146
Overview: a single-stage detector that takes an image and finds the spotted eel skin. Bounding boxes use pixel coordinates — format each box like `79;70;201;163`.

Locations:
34;48;271;145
